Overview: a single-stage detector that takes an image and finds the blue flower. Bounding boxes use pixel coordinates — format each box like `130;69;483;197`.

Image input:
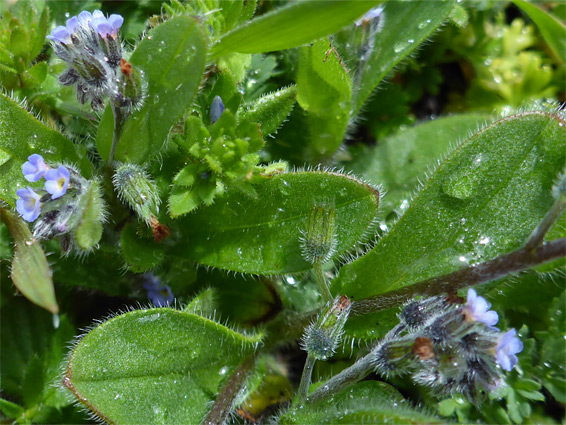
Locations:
22;154;50;182
210;96;225;124
496;329;523;371
44;166;70;199
465;288;498;327
47;25;72;44
90;11;124;39
143;275;174;307
356;6;384;26
16;187;42;222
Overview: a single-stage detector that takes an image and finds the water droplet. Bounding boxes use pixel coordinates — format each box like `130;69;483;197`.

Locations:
65;12;70;17
114;394;120;399
219;367;228;375
443;172;480;200
52;313;60;329
286;276;297;285
393;42;405;53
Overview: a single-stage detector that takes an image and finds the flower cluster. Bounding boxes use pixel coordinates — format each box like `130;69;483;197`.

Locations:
47;10;142;111
17;154;72;222
370;289;523;402
15;154;105;254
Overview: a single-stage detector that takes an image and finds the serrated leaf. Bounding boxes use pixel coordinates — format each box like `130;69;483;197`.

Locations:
297;38;351;158
280;381;443;424
346;113;489;219
0;398;24;419
175;171;379;274
513;0;566;63
351;0;456;113
120;221;164;272
334;111;566;302
0;208;58;314
0;93;91;207
21;61;47;88
168;185;200;217
241;85;297;136
211;0;382;58
96;16;207;163
63;308;262;424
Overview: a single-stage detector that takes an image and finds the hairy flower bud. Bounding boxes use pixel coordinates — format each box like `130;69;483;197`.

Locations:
113;163;161;225
300;202;337;264
301;295;351;360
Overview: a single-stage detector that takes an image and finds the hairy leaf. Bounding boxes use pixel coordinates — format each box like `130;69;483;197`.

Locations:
175;171;380;274
96;16;207;163
64;308;262;424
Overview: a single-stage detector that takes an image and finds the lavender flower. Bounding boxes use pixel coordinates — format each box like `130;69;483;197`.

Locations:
465;288;499;327
46;26;72;44
496;329;523;371
91;13;123;39
44;166;70;199
22;154;50;182
143;275;174;307
16;187;42;222
210;96;225;124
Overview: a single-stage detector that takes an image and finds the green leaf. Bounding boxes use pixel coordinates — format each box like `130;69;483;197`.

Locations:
21;61;48;88
64;308;262;424
333;111;566;300
513;0;566;63
120;221;165;272
73;180;104;252
96;16;207;163
351;0;456;114
240;85;297;136
0;93;91;207
175;171;380;274
346;113;489;219
0;208;58;314
280;381;443;424
297;38;352;157
211;0;382;58
0;398;24;419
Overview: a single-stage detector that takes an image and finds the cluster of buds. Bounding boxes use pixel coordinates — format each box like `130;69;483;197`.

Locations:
370;289;523;402
47;10;143;112
15;154;105;253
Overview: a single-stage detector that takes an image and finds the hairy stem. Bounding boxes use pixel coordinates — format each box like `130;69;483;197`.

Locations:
108;102;126;164
202;356;255;425
314;262;333;302
524;194;566;251
296;354;317;404
352;238;566;316
307;353;374;405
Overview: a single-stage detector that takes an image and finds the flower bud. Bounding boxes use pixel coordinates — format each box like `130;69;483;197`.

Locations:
113;163;161;225
301;295;351;360
300;202;337;264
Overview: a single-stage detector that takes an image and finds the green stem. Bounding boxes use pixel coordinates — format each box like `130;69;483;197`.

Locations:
296;354;317;404
108;102;126;164
525;194;566;251
314;262;333;302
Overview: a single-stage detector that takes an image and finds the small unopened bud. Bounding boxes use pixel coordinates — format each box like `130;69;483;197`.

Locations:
300;202;337;264
114;59;145;113
113;163;161;225
413;337;435;360
301;295;351;360
210;95;224;124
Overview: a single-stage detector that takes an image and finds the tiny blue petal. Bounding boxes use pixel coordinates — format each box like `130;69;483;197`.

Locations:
44;166;70;199
47;26;71;43
66;16;79;33
77;10;93;24
108;14;124;32
496;329;523;371
143;274;174;307
465;288;499;327
210;96;224;124
91;17;112;38
16;187;42;222
22;154;49;182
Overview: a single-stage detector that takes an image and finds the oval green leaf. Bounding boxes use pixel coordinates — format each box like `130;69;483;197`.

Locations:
64;308;262;424
280;381;443;424
334;111;566;300
96;16;207;163
351;0;456;114
0;208;58;314
346;113;489;219
211;0;382;58
175;171;380;274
